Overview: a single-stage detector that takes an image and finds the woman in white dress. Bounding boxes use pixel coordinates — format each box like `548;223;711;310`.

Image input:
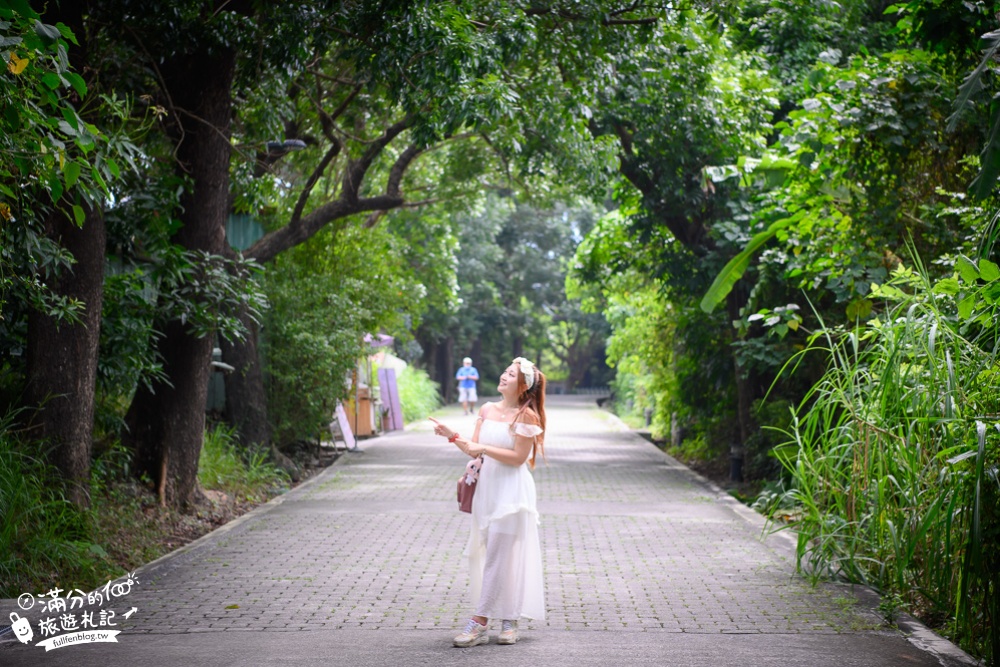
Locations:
430;357;546;647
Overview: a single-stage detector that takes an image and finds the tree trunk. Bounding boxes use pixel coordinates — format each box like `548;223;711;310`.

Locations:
726;288;753;482
564;357;587;393
430;337;454;403
220;310;271;448
25;204;105;508
511;333;524;360
125;319;213;507
123;48;235;509
470;338;483;371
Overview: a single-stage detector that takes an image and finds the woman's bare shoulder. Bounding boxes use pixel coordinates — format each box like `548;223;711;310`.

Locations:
515;407;541;425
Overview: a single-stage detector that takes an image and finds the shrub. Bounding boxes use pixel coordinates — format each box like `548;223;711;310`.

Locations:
198;424;289;503
764;260;1000;662
395;366;441;423
0;412;110;597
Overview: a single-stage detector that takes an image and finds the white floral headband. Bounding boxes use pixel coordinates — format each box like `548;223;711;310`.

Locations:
513;357;535;390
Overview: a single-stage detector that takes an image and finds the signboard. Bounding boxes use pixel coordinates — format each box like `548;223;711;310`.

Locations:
331;402;356;450
377;368;404;431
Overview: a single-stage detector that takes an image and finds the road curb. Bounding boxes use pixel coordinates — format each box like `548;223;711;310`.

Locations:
136;430;402;581
1;429;407;649
603;409;980;667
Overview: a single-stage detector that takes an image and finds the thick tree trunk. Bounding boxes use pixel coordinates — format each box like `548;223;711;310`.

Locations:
123;48;235;509
511;333;524;360
126;320;213;507
25;205;105;508
220;310;271;448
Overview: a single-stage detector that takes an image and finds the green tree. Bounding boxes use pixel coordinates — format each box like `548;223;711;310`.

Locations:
419;196;607;398
1;0;143;506
568;14;780;473
263;222;425;447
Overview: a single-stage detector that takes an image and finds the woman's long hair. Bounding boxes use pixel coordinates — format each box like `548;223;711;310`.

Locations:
513;361;546;469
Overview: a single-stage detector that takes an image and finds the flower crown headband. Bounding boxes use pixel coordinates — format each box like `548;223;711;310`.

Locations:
513;357;535;390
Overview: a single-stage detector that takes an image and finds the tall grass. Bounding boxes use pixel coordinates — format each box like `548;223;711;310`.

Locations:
763;261;999;663
198;424;289;503
0;411;110;597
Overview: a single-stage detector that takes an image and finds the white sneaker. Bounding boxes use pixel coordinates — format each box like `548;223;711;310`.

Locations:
453;618;489;647
498;619;518;645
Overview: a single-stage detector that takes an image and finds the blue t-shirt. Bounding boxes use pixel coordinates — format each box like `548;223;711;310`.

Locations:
456;366;479;389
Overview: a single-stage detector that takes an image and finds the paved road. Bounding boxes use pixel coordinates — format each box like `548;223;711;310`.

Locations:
1;396;976;666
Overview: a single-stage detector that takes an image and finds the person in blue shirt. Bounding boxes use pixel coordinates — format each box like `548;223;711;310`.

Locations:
456;357;480;415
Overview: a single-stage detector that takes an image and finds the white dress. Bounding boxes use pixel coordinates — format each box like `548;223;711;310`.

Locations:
466;418;545;620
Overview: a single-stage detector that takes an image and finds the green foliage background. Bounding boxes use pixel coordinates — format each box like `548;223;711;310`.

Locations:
2;0;999;659
263;223;423;446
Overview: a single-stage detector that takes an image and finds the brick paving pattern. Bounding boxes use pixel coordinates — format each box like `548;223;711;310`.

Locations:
106;397;880;638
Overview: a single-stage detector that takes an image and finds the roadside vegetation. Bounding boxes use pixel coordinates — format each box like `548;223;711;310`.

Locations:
2;0;997;660
0;419;291;598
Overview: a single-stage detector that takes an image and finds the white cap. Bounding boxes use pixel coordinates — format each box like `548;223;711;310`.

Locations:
463;357;472;364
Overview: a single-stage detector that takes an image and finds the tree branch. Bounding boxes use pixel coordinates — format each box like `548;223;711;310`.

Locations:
601;120;712;253
244;119;488;263
245;117;426;263
245;193;406;263
318;83;363;142
524;5;660;25
612;121;635;157
363;197;441;228
342;116;414;201
387;144;424;196
291;140;341;224
478;131;518;190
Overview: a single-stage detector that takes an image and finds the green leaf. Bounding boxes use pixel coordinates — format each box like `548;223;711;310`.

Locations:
40;71;60;89
948;29;1000;133
72;204;84;225
56;119;78;136
6;0;39;19
33;20;60;42
958;295;975;320
969;101;1000;200
60;106;79;129
48;172;63;202
700;216;795;313
91;165;108;193
978;258;1000;282
55;22;78;45
63;160;81;189
63;71;86;97
956;256;980;283
845;299;873;320
932;277;960;296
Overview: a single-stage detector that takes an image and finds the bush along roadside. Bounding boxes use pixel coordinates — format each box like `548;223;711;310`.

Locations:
760;259;999;663
394;365;441;423
1;421;291;599
0;410;111;598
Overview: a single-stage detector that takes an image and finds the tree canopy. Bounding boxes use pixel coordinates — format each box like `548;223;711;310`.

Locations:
3;0;999;659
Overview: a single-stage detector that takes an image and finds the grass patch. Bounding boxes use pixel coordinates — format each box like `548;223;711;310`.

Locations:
1;422;291;598
0;420;113;597
761;260;1000;662
198;424;289;503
